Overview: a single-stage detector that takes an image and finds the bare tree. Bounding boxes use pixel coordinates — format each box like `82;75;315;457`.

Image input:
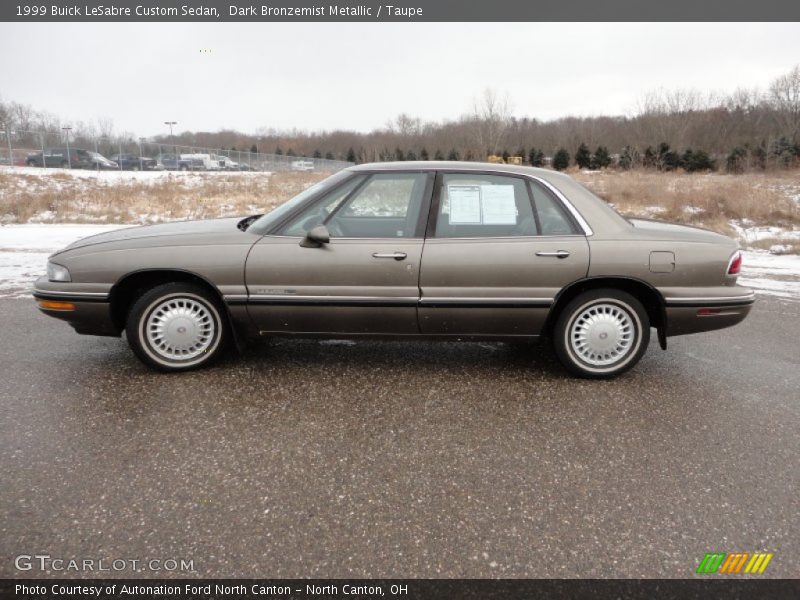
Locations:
471;88;512;156
769;64;800;142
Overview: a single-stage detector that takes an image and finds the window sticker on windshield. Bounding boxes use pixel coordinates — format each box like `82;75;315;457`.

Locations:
480;185;517;225
448;185;482;224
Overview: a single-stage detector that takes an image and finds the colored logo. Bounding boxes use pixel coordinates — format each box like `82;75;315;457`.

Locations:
696;552;773;574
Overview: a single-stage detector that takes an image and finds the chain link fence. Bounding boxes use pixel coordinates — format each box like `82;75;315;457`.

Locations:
0;127;353;173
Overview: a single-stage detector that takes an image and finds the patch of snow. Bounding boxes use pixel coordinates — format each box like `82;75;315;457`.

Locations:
739;251;800;300
0;224;132;297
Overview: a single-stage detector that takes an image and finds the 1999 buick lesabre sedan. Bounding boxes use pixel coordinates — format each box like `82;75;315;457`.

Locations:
33;162;754;377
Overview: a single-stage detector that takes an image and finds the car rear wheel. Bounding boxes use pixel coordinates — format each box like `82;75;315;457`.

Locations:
553;289;649;379
126;283;227;372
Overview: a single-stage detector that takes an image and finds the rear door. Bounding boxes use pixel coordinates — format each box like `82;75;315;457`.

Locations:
418;171;590;336
245;171;433;334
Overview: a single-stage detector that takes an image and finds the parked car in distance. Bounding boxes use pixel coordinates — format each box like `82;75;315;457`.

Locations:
156;153;202;171
34;162;754;377
109;154;159;171
291;159;315;171
181;153;223;170
26;149;118;170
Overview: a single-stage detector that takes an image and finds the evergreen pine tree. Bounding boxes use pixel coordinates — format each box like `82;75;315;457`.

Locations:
420;147;430;160
313;149;322;159
395;147;405;161
591;146;612;169
325;151;334;160
406;150;417;161
250;144;258;154
552;148;570;171
275;147;283;156
447;148;460;161
575;143;591;169
434;149;445;160
346;147;357;163
501;149;510;162
528;148;544;167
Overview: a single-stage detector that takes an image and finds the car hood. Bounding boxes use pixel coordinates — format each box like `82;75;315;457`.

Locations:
55;217;247;254
628;218;737;246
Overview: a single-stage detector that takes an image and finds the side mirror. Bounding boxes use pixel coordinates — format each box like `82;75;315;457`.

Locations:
300;224;330;248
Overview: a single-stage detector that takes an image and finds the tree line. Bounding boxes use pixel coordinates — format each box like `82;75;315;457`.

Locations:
2;64;798;172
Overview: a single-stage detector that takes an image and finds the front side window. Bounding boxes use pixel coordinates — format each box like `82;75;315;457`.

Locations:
434;173;536;238
282;172;428;238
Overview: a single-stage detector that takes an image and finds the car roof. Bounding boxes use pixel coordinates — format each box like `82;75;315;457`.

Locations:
348;160;565;184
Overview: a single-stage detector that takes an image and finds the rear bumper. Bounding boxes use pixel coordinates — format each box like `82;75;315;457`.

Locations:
663;288;755;336
33;279;120;337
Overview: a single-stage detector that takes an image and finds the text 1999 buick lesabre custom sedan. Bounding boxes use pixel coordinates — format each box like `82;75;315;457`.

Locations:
33;162;754;377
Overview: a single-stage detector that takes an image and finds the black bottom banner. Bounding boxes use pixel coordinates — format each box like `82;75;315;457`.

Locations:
2;579;799;600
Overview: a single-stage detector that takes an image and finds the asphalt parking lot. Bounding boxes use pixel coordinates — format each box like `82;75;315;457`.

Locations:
1;296;798;578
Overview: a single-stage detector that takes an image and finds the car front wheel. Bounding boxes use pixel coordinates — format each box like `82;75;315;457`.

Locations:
126;283;227;372
553;289;649;378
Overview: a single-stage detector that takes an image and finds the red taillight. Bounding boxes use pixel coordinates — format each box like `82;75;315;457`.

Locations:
727;252;742;275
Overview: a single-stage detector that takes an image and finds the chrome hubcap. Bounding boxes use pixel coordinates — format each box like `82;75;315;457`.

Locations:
145;297;215;361
570;303;635;367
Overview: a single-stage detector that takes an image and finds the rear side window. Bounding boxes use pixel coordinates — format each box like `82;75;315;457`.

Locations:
529;180;579;235
434;173;536;238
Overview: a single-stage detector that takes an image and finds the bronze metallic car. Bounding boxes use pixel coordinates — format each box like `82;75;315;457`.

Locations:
33;162;754;377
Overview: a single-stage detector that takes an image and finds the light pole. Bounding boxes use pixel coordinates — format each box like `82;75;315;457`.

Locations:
62;127;72;168
2;122;12;168
164;121;177;162
139;137;146;171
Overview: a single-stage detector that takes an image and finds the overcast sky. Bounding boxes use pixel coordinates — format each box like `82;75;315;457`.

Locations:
1;22;799;137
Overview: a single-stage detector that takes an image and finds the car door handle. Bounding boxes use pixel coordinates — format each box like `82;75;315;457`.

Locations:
372;252;407;261
535;250;570;259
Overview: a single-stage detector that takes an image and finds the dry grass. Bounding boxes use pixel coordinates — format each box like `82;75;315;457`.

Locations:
572;169;800;236
0;170;328;224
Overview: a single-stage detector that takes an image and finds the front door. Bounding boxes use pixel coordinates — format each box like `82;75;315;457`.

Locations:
418;171;590;336
245;171;433;334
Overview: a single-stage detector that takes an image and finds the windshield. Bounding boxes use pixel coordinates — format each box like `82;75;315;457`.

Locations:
248;170;354;234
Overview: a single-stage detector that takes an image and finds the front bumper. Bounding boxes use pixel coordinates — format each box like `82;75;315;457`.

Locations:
663;287;755;336
33;278;120;337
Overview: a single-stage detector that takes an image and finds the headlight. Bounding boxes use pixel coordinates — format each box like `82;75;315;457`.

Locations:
47;262;71;282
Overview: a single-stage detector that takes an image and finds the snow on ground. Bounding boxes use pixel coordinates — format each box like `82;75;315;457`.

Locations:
1;224;799;300
0;225;128;298
739;251;800;299
0;165;273;198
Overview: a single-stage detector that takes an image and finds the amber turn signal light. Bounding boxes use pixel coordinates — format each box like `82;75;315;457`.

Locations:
37;300;76;311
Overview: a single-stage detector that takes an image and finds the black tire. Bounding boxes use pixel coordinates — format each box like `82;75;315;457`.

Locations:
60;160;68;168
553;289;650;379
26;160;37;167
126;282;228;372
